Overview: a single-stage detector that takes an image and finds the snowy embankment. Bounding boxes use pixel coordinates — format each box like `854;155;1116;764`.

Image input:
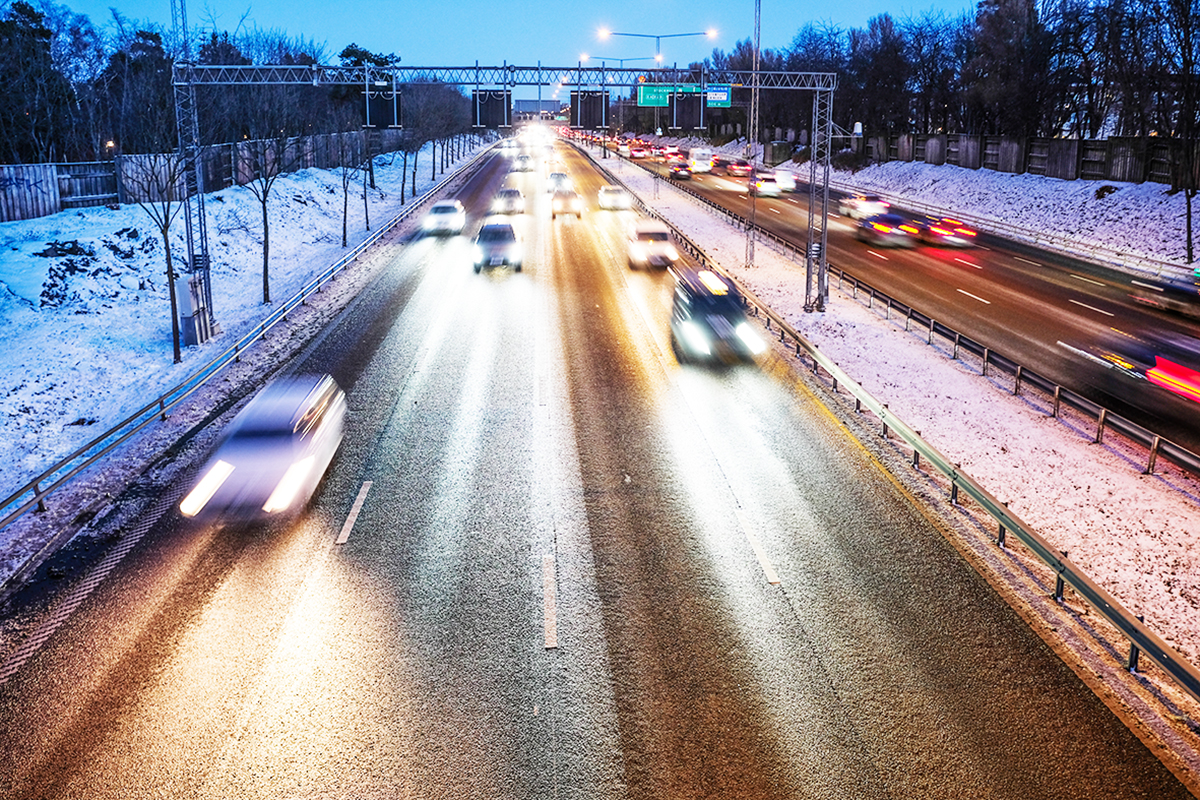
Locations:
590;146;1200;670
0;141;479;546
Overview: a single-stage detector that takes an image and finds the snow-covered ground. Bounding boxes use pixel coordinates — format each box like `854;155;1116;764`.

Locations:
1;132;1198;676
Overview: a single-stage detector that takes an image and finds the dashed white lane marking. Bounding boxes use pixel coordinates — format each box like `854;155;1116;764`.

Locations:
867;250;889;260
1131;280;1163;292
336;481;373;544
957;288;992;304
1070;273;1105;287
1069;298;1115;317
1015;256;1041;266
542;554;558;649
954;257;982;269
769;207;781;214
733;507;781;585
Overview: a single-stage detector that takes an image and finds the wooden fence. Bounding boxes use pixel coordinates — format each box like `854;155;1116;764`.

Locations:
861;133;1199;186
0;128;415;223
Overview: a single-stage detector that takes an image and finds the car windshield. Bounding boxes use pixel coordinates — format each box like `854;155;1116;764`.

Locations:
638;232;670;242
478;227;515;242
431;206;458;215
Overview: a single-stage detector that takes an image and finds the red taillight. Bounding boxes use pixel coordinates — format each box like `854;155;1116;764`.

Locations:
1147;357;1200;404
930;226;952;236
899;225;919;234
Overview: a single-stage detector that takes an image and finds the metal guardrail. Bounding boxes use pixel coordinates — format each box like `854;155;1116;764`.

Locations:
609;149;1200;483
0;141;499;540
577;140;1200;706
822;176;1192;282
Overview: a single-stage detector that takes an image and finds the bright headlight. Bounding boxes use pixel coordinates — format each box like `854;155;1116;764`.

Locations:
681;321;712;355
736;322;767;354
665;246;679;261
180;459;234;518
473;246;484;263
262;456;315;513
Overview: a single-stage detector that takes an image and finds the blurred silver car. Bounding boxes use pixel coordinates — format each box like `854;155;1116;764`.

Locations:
423;200;466;235
628;220;679;268
552;189;584;218
473;221;523;272
838;194;890;219
597;185;633;210
491;188;525;214
180;375;346;523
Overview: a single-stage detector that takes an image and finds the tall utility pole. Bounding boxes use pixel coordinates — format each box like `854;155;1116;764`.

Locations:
745;0;761;267
170;0;215;343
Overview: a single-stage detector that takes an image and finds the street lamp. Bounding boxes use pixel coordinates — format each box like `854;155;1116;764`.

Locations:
582;54;658;141
597;28;716;135
597;27;717;64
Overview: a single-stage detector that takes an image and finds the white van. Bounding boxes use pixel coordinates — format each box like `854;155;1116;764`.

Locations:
686;147;713;174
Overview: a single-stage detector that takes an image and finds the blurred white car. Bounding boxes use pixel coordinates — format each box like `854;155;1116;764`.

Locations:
546;172;572;193
772;170;797;192
180;375;346;523
598;185;633;210
838;194;890;219
552;189;584;218
423;199;466;235
628;220;679;269
750;175;780;197
491;188;525;214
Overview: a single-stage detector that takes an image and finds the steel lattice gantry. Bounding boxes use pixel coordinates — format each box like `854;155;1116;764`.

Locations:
171;63;837;333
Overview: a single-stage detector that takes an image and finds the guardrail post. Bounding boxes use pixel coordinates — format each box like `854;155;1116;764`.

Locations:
159;399;167;421
1095;408;1108;444
982;347;990;377
885;297;891;320
852;279;858;300
868;289;874;309
1128;615;1144;672
1145;436;1161;474
905;307;912;332
997;523;1006;548
928;318;935;344
951;466;960;504
1054;553;1067;603
912;437;920;469
34;482;47;512
952;332;960;360
1013;365;1023;396
855;397;862;413
1051;386;1061;417
881;404;889;439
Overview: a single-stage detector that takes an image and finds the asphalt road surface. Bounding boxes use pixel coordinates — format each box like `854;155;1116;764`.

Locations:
0;142;1190;799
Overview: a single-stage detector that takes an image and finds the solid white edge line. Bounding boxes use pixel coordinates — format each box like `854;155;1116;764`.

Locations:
733;507;781;585
1070;273;1105;287
956;288;992;305
543;554;558;649
1068;298;1115;317
336;481;373;544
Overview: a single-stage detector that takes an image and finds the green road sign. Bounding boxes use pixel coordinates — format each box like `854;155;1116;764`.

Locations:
637;83;732;108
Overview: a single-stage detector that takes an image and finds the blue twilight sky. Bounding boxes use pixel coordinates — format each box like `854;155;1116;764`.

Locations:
59;0;977;67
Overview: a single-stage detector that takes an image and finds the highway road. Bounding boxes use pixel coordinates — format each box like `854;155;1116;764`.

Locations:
0;141;1190;799
627;150;1200;453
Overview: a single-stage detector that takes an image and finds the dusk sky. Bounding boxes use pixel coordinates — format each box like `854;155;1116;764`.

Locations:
61;0;978;75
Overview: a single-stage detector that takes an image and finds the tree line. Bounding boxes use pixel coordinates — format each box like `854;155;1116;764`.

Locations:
0;0;472;164
694;0;1197;146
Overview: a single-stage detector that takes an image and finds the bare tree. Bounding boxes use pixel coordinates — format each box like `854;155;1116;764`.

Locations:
119;151;189;362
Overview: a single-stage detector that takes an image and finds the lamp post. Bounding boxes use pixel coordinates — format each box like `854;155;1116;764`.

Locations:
597;28;717;134
582;54;657;148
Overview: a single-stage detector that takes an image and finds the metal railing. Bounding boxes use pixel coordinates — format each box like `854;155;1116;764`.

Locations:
577;139;1200;706
608;149;1200;483
823;176;1192;282
0;143;498;542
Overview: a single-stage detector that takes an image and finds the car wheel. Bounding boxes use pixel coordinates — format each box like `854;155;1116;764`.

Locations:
671;336;688;364
474;263;482;274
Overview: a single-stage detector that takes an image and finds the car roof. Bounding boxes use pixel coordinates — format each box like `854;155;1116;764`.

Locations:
675;268;743;299
233;375;338;435
634;219;670;233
